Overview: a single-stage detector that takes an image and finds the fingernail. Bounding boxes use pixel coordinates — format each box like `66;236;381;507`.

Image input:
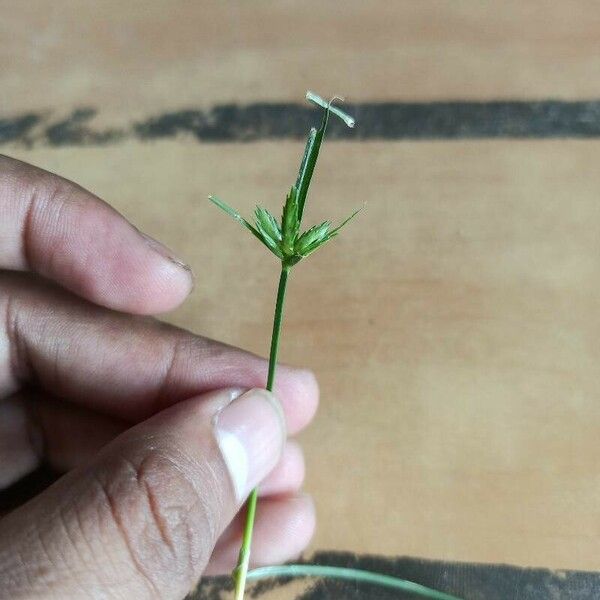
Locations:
141;232;193;275
213;389;286;502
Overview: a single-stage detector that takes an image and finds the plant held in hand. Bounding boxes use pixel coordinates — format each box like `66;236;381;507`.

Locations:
210;90;357;599
210;92;461;600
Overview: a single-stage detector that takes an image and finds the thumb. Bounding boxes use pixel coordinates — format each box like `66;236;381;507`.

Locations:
0;388;285;599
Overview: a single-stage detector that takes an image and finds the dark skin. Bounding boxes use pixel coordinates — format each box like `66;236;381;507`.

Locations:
0;155;318;599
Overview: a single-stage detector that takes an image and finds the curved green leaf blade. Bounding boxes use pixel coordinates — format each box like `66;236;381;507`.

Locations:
247;565;462;600
296;92;355;224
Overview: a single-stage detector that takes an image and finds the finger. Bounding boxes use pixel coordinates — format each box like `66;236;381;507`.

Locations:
0;394;127;488
0;396;41;489
0;155;192;314
203;494;316;576
32;396;128;472
258;440;305;497
2;273;319;433
0;396;304;494
0;388;286;599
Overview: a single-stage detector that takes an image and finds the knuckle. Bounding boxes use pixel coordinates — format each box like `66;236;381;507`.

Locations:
19;171;73;273
90;443;214;594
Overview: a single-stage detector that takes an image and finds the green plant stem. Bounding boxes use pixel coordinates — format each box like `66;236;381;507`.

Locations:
266;266;289;392
233;266;290;600
246;565;463;600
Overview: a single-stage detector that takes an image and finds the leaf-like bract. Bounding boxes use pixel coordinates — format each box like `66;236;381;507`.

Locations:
209;195;283;258
295;93;355;224
328;206;363;237
295;127;317;223
295;116;327;225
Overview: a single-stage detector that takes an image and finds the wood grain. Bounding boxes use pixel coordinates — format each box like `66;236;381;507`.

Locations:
2;0;600;115
2;0;600;587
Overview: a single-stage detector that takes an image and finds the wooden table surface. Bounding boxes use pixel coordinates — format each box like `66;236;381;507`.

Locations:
2;3;600;598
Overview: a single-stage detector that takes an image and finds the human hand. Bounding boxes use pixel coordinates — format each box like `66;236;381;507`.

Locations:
0;155;318;599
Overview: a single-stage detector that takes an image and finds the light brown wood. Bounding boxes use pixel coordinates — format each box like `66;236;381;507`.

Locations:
3;0;600;581
3;0;600;114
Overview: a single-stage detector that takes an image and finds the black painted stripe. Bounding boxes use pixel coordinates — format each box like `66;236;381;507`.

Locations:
3;100;600;146
2;470;597;599
191;551;599;600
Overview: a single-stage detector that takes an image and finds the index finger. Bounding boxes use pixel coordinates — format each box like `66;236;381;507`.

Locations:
1;272;319;434
0;155;193;314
